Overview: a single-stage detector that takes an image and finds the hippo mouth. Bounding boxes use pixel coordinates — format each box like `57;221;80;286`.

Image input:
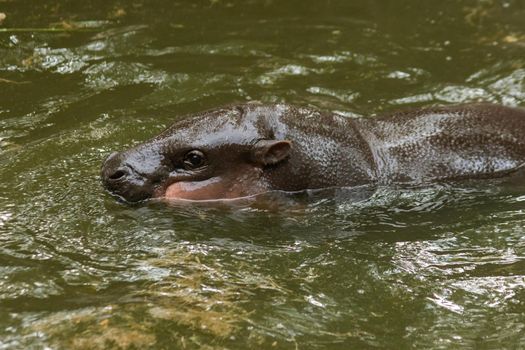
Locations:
155;177;247;201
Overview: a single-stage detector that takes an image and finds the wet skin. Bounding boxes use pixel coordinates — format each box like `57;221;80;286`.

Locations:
101;103;525;202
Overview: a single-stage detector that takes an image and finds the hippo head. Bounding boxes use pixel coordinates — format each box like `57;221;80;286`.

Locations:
101;104;295;202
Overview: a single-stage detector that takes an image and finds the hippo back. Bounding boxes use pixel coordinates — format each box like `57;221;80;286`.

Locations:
356;104;525;184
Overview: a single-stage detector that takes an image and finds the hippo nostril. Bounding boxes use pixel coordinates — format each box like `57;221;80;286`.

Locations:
108;168;129;181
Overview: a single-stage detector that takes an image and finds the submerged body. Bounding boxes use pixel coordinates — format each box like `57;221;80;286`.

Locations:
101;103;525;202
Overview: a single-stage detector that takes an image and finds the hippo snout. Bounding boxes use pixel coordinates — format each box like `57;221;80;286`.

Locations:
101;151;155;202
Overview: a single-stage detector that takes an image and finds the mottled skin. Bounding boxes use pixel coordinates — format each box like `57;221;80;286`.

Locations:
101;103;525;202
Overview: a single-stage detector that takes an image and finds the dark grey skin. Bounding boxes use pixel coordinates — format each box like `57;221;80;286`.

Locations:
101;103;525;202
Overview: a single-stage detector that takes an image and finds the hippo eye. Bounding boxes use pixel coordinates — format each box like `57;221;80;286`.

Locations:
183;150;206;169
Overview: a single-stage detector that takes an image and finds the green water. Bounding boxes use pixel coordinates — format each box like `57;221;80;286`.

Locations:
1;0;525;348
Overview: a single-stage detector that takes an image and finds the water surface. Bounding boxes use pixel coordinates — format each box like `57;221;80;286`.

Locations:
1;0;525;348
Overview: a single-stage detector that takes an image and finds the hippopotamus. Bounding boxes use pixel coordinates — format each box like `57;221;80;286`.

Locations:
101;103;525;202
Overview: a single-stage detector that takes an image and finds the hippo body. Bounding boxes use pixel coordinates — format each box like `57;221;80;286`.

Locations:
102;103;525;202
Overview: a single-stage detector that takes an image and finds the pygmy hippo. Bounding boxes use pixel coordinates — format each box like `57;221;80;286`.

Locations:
101;103;525;202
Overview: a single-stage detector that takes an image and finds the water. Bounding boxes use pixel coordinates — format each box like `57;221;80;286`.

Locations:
1;0;525;348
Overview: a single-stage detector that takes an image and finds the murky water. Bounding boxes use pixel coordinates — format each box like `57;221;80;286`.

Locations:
1;0;525;348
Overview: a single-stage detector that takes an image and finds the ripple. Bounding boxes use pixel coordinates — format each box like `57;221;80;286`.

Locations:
488;69;525;106
257;63;320;85
83;61;170;89
391;85;492;105
305;51;378;65
306;86;359;103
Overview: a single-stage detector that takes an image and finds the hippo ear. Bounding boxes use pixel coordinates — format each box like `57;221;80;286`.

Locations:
252;140;292;166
